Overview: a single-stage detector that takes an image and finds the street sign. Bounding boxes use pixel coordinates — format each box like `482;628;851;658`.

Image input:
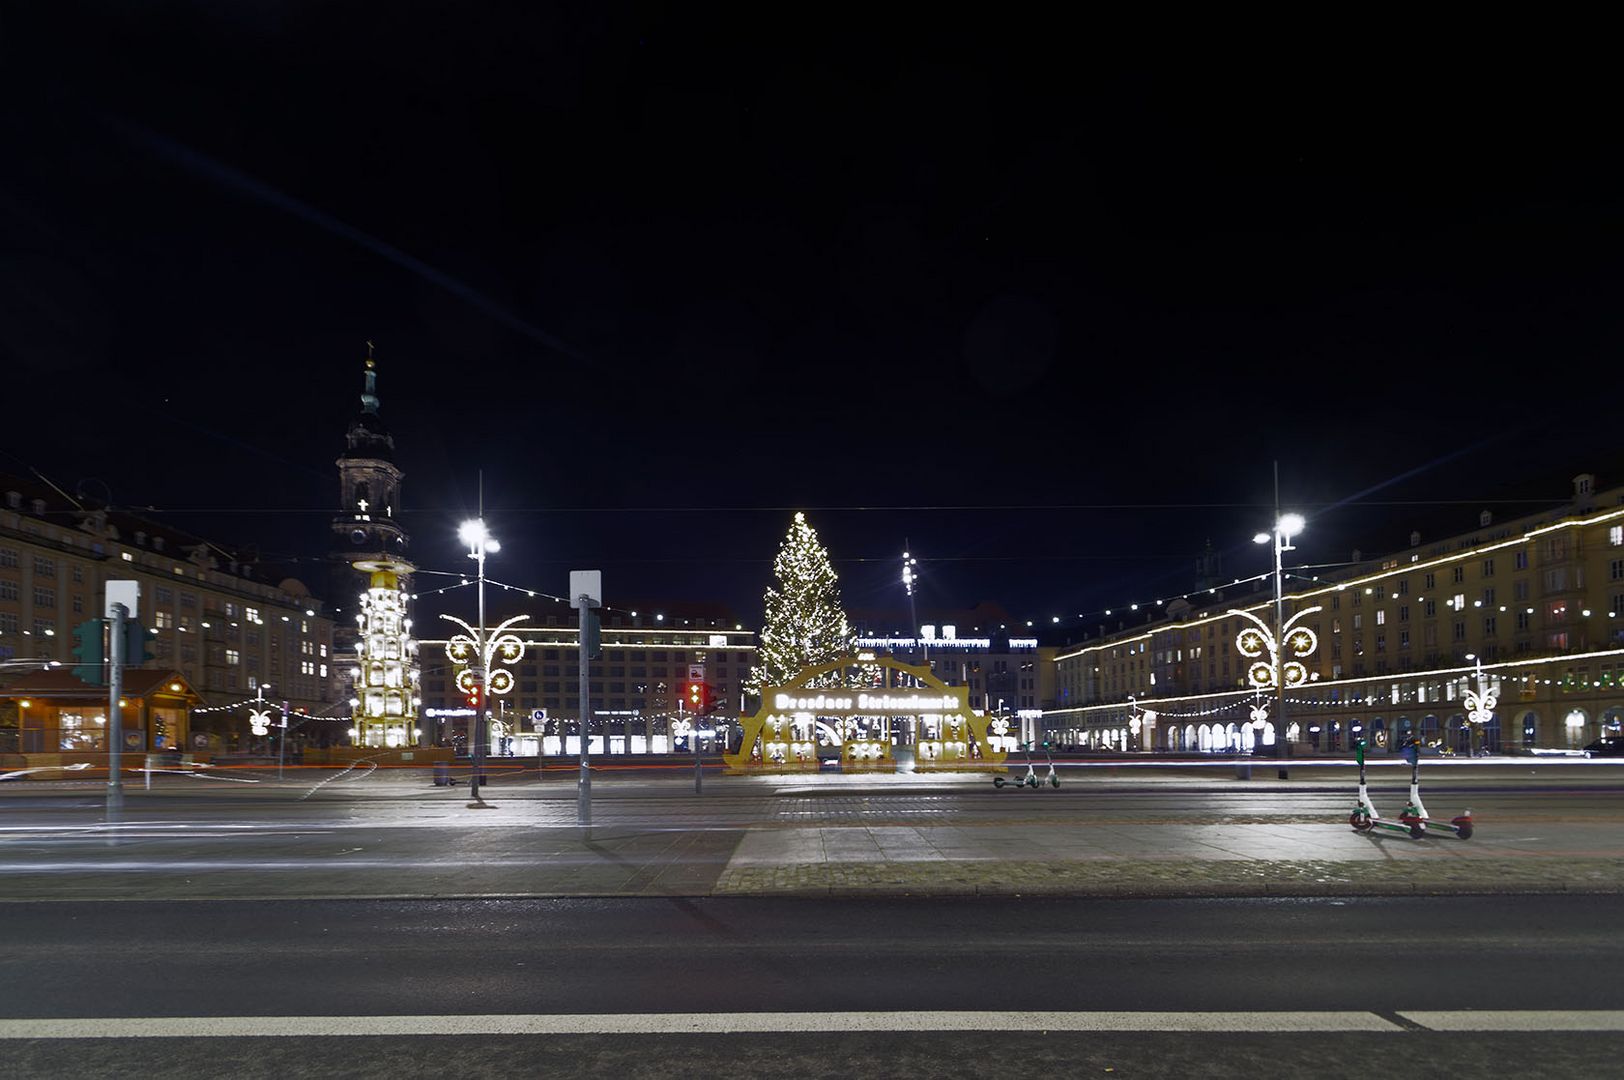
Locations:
568;570;602;608
688;664;705;681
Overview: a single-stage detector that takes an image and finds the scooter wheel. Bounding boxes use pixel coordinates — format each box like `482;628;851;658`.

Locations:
1452;817;1474;840
1050;776;1061;788
1408;822;1426;839
1349;811;1373;832
993;777;1006;788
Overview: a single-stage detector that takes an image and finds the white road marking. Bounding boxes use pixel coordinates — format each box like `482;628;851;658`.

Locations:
5;1010;1621;1038
0;1012;1401;1038
1399;1010;1624;1031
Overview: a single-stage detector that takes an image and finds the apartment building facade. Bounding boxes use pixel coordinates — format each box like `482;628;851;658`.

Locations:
1045;474;1624;754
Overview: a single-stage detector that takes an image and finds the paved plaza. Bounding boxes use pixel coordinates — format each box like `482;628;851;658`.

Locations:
2;761;1621;901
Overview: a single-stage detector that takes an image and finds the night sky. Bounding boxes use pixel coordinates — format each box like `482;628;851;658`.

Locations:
3;7;1618;635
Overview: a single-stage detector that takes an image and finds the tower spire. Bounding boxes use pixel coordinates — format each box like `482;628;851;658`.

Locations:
360;340;381;416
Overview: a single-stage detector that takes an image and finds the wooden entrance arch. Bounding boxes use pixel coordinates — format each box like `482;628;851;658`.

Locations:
723;654;1011;774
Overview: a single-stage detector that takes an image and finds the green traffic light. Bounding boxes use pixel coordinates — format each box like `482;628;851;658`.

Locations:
70;618;105;685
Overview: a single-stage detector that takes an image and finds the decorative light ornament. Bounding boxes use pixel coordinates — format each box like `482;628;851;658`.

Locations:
1465;658;1498;727
1230;605;1324;692
441;613;529;699
1248;689;1270;731
249;708;273;737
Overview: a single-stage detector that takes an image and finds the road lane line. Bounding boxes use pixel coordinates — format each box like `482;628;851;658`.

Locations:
1400;1010;1624;1031
0;1011;1402;1038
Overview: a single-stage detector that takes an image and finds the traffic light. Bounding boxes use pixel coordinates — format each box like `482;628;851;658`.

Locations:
122;622;157;667
583;609;602;660
684;680;718;714
70;619;105;685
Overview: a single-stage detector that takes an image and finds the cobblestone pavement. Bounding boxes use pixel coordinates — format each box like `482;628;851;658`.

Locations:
714;855;1624;897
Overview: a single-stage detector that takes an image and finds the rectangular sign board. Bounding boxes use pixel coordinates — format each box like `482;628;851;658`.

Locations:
105;579;141;620
569;570;602;608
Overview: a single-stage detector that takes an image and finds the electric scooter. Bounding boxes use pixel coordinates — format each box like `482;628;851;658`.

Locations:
1394;735;1473;840
994;742;1039;789
992;741;1062;789
1348;738;1416;838
1349;737;1473;839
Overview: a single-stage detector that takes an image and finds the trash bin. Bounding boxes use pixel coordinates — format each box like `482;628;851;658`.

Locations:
433;761;451;786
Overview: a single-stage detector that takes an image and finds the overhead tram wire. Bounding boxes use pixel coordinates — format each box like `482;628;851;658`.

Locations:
128;497;1574;515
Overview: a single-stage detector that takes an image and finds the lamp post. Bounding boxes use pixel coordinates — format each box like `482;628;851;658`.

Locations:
1463;655;1498;758
1233;511;1320;779
902;544;923;663
444;516;527;803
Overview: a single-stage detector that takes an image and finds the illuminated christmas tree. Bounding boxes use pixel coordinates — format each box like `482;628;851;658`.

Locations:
748;512;854;693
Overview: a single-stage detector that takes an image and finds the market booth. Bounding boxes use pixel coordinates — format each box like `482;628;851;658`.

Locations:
1;669;202;778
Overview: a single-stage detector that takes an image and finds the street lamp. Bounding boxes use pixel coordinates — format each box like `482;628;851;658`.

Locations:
1232;512;1320;776
902;543;923;663
443;516;527;803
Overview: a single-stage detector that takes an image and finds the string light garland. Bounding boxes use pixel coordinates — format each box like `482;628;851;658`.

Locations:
1042;648;1624;728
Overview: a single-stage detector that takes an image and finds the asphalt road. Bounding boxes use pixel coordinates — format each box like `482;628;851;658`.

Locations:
3;895;1622;1078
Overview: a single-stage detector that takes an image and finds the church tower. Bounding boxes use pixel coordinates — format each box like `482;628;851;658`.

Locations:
331;346;420;747
332;345;408;561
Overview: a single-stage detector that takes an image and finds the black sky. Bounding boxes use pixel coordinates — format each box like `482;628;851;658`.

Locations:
2;6;1619;635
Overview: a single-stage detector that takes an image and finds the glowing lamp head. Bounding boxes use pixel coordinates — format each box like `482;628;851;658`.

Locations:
1278;513;1306;539
1253;532;1271;545
458;519;487;547
484;537;500;554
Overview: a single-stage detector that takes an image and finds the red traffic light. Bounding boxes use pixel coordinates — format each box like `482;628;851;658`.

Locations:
684;681;720;714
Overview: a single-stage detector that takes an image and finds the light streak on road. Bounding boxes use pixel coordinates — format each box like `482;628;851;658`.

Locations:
0;763;91;781
300;756;381;801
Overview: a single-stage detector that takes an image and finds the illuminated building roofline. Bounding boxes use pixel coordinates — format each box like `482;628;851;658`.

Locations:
1054;502;1624;663
1040;645;1624;718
